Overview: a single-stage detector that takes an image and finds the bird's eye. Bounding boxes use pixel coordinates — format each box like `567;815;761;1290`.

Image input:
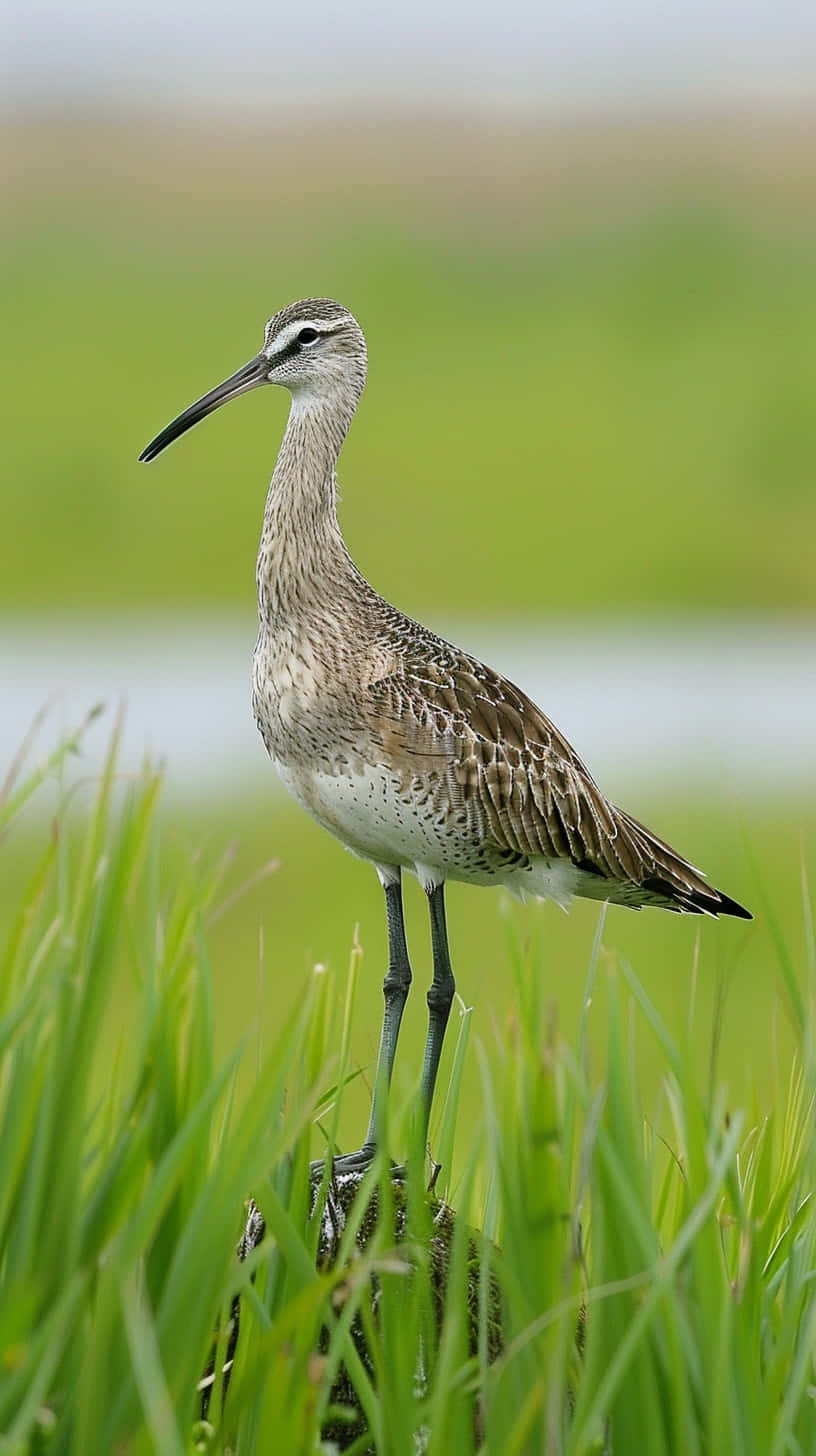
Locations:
297;327;319;345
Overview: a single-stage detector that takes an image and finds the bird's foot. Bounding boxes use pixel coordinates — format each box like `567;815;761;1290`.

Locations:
309;1144;405;1182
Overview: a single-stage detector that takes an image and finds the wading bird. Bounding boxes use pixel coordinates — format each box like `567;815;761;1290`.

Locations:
140;298;751;1171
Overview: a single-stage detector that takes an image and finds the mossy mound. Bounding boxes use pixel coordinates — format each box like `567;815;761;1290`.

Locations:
204;1166;503;1451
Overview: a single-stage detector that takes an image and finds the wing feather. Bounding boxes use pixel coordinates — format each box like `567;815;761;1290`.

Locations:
368;643;750;918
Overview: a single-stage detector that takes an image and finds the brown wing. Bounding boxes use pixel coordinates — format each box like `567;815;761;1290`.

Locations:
368;646;750;918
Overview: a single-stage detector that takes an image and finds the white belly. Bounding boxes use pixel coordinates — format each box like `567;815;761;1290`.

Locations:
272;754;587;906
274;758;449;871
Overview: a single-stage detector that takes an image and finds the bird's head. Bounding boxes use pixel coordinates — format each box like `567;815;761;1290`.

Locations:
139;298;366;463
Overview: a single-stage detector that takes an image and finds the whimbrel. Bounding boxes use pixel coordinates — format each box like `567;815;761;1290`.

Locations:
140;298;751;1170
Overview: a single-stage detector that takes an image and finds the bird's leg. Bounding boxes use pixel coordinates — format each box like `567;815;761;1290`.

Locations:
417;882;456;1156
362;875;413;1150
311;873;412;1178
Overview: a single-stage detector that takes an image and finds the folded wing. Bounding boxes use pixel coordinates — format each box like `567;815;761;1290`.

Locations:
368;645;750;918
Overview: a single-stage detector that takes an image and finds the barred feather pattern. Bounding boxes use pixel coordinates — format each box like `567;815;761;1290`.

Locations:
249;297;750;921
360;617;748;916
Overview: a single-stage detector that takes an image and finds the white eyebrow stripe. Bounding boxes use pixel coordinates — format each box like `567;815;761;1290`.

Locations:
263;318;336;355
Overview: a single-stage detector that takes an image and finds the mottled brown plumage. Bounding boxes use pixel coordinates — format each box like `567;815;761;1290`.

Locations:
140;296;750;1167
141;295;750;918
367;638;748;915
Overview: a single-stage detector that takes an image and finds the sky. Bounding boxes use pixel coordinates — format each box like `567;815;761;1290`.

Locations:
5;0;816;115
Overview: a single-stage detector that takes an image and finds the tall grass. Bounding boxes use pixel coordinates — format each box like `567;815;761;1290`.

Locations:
0;734;813;1453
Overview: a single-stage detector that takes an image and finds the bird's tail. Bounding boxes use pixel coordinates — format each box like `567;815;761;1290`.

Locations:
600;809;752;918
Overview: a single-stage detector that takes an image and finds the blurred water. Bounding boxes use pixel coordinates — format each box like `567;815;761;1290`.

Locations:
2;614;814;803
6;0;815;113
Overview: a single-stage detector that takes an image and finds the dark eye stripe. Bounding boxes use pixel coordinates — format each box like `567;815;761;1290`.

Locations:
270;336;307;366
268;326;325;366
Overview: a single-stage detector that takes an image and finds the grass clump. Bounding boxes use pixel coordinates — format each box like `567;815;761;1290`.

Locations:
0;730;814;1453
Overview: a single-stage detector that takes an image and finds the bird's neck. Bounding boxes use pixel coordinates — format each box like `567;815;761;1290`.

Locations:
256;391;359;624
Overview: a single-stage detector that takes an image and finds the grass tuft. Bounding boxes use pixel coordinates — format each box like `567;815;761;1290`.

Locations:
0;733;814;1453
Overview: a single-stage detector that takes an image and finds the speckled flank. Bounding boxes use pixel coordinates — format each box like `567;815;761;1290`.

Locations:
246;297;750;920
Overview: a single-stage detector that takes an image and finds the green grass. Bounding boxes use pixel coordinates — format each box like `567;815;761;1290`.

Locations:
3;115;816;1447
164;784;810;1123
3;748;810;1146
1;729;814;1453
3;122;816;618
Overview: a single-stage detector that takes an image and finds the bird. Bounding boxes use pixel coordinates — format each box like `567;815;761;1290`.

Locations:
140;297;751;1172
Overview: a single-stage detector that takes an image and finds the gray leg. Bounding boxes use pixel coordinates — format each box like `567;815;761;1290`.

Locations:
362;875;413;1149
312;873;412;1176
417;883;456;1150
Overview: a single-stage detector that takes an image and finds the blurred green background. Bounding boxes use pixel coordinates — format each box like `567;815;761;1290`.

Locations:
4;118;816;616
3;106;815;1149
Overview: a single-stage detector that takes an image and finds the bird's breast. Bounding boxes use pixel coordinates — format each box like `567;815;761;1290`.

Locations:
252;626;363;770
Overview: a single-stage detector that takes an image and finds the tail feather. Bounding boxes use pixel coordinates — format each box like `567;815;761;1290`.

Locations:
638;873;752;919
600;808;752;920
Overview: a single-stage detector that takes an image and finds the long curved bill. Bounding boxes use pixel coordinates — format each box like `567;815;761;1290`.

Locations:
138;355;269;462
